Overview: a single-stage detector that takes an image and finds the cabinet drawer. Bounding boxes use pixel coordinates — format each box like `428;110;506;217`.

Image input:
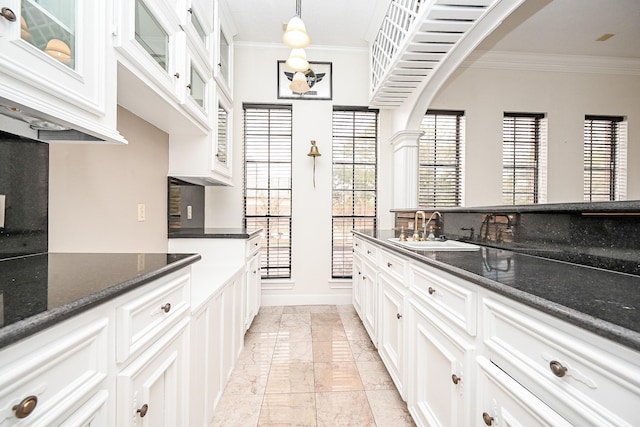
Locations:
379;249;406;283
361;240;378;263
484;298;640;427
409;264;477;336
0;319;108;425
246;234;262;257
116;271;190;363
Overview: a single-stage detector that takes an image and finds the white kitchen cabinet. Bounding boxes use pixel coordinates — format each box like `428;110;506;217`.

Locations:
214;1;233;99
0;317;109;426
476;356;572;427
0;0;125;143
114;0;186;107
352;253;364;317
361;258;378;347
407;297;474;427
213;88;233;180
116;319;190;427
378;271;406;398
182;41;213;129
245;235;262;331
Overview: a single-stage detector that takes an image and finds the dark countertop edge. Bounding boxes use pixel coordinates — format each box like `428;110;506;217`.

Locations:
353;231;640;352
0;253;201;350
168;228;262;239
391;200;640;214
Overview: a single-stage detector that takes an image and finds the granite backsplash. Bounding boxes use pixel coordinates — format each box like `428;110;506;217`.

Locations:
393;201;640;276
0;132;48;259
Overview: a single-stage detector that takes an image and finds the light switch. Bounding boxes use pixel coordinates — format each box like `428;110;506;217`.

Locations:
187;205;192;220
0;194;5;228
137;203;146;222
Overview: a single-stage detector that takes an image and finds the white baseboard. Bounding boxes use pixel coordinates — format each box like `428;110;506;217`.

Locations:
261;292;352;306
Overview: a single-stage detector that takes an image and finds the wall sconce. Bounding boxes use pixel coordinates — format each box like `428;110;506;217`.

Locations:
307;140;321;188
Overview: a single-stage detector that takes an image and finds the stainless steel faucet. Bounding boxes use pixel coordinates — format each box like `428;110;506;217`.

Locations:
424;211;442;241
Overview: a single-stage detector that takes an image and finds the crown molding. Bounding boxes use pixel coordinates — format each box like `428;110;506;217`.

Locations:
462;50;640;76
234;41;368;54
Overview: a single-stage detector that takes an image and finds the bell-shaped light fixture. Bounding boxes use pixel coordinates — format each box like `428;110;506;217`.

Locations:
289;71;310;93
282;15;310;48
286;48;309;72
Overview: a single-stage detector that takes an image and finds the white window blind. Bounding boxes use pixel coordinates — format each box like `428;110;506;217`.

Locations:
243;104;292;279
584;115;624;202
332;107;378;278
419;110;464;207
502;113;544;205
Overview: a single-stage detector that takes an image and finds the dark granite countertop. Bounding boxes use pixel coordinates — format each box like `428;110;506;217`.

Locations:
354;230;640;352
391;200;640;214
0;252;201;349
168;227;262;239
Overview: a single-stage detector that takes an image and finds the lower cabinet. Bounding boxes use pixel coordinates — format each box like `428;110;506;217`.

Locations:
245;252;261;331
351;235;640;427
116;319;190;427
407;298;474;427
377;272;406;398
476;357;572;426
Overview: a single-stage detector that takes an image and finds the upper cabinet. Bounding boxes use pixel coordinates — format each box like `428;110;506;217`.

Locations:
214;0;233;99
0;0;126;143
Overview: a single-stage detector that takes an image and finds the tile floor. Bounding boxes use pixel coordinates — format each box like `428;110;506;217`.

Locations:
211;305;416;427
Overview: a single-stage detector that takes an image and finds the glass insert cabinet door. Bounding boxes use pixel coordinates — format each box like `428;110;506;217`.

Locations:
20;0;76;68
216;101;229;166
134;0;168;71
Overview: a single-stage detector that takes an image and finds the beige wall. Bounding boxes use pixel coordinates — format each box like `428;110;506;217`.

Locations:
429;65;640;206
49;106;169;252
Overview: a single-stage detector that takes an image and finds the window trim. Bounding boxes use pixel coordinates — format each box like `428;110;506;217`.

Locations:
583;115;625;202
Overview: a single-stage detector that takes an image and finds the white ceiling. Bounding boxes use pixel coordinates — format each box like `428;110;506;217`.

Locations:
225;0;640;58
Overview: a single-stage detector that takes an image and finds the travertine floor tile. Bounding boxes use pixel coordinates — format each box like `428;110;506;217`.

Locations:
272;339;314;364
366;389;416;426
312;340;354;363
356;360;396;390
211;394;263;427
314;362;363;392
280;313;312;327
349;340;381;362
238;341;276;365
250;313;282;333
258;306;285;315
277;325;312;343
245;331;279;346
336;304;357;314
311;326;347;342
315;391;375;427
223;364;270;395
258;393;316;426
266;363;315;394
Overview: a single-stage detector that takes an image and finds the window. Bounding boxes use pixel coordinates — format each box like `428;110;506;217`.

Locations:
584;115;625;202
332;107;378;278
502;113;544;205
243;104;292;279
419;110;464;207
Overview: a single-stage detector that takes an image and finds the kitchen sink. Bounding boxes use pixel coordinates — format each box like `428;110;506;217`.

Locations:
387;238;480;251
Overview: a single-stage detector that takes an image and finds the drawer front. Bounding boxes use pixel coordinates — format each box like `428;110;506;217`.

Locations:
0;319;108;425
246;234;262;257
116;271;190;363
361;239;378;263
409;264;477;336
379;249;407;284
484;298;640;427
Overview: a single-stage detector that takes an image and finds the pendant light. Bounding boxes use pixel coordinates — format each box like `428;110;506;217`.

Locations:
286;48;309;72
289;71;310;93
282;0;310;48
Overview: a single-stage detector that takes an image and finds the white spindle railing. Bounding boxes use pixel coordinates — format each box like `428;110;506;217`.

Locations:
370;0;423;92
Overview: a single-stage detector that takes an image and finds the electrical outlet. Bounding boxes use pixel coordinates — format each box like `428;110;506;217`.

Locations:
137;203;146;222
187;205;192;220
0;195;5;228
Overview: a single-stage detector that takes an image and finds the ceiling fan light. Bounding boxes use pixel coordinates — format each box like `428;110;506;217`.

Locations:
285;48;309;72
282;16;310;48
289;71;310;93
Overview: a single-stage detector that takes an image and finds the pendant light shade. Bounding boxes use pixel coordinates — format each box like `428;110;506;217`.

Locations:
282;15;310;48
285;48;309;72
289;71;310;93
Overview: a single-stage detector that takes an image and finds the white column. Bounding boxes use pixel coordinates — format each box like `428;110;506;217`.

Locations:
390;130;423;209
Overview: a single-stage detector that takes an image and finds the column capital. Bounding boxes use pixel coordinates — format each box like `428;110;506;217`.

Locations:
389;130;423;151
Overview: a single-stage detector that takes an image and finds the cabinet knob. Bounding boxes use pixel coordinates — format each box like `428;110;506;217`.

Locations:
12;395;37;419
137;404;149;418
174;72;180;79
549;360;567;377
362;276;366;281
482;412;494;426
428;287;436;295
1;7;16;22
396;313;402;319
161;303;172;313
387;262;392;268
367;250;371;255
187;7;193;14
186;83;192;90
355;243;359;247
451;374;461;384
